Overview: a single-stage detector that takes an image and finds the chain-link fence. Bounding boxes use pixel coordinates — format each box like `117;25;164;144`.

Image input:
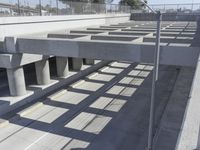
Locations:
149;3;200;13
0;0;131;17
129;3;200;14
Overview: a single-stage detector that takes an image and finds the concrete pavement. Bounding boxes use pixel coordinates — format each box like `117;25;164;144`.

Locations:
0;61;193;150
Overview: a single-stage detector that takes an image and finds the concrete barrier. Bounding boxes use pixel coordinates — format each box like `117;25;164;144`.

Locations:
131;12;200;21
0;14;130;41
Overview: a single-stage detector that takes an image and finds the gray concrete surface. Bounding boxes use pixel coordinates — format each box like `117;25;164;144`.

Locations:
85;59;95;65
71;58;83;71
6;67;27;96
0;20;199;150
35;59;51;85
0;14;130;41
131;13;200;21
0;60;109;116
0;61;193;150
175;55;200;150
56;57;69;78
12;21;200;67
154;67;194;150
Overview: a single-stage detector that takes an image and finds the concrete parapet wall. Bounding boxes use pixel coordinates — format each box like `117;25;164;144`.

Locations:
131;13;200;21
175;55;200;150
0;14;130;41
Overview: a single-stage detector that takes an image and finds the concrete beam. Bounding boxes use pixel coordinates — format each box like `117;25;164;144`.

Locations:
16;37;200;67
154;33;195;37
17;38;200;66
143;37;192;44
109;31;149;36
91;35;138;41
0;53;50;69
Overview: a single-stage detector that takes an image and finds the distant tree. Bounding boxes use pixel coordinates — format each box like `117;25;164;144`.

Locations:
35;4;44;10
58;0;114;14
59;0;113;4
120;0;147;9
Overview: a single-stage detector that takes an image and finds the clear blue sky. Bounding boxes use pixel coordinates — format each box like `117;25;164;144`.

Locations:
2;0;200;5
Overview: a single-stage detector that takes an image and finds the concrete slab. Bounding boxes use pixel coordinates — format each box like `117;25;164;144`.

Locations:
0;60;109;116
0;61;190;150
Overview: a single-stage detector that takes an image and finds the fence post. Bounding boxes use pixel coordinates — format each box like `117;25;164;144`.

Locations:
164;4;165;12
191;3;194;12
90;1;92;14
17;0;21;16
70;1;72;14
56;0;59;15
39;0;42;16
105;4;107;14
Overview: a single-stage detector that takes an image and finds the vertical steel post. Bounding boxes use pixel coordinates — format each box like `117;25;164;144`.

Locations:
163;4;165;12
147;11;162;150
56;0;59;15
39;0;42;16
191;3;194;12
17;0;21;15
70;0;72;14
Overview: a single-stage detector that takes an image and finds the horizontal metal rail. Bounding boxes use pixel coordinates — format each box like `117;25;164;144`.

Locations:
0;1;131;17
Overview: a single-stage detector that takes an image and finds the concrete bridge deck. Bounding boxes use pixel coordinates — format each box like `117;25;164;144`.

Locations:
0;18;200;149
11;21;199;67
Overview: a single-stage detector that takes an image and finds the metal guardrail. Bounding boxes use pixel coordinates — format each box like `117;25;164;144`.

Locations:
0;1;131;17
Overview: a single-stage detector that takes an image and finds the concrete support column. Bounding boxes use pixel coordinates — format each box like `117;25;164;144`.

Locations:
56;56;69;77
7;67;26;96
35;59;50;85
85;59;95;65
72;58;83;71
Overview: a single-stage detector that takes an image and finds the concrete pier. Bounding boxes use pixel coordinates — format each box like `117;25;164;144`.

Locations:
6;67;26;96
56;57;69;77
85;59;95;65
72;58;83;71
35;59;51;85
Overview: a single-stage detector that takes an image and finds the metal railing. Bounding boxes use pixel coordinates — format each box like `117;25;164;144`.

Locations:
0;1;131;17
130;3;200;14
148;3;200;13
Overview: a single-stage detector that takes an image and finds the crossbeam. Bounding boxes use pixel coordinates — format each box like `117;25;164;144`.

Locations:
16;37;199;67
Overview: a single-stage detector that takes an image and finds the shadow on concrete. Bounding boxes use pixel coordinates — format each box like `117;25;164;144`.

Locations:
0;63;187;150
0;61;109;116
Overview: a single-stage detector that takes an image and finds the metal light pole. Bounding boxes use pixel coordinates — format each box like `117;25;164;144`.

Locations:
140;1;162;150
147;11;162;150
